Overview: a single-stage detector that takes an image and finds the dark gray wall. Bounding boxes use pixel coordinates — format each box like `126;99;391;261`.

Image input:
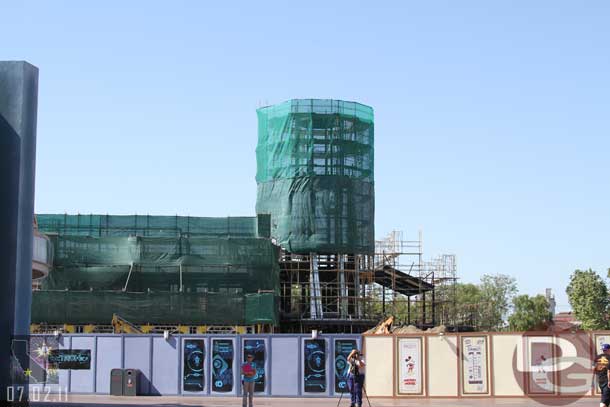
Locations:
0;60;39;401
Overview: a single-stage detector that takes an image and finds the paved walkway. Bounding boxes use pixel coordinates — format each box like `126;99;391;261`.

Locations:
31;394;599;406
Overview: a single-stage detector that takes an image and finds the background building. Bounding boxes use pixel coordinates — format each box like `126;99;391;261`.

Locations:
255;99;376;332
31;99;456;334
32;214;279;334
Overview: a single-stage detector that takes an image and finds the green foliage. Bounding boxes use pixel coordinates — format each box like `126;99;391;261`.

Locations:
436;283;482;328
508;294;552;331
478;274;518;331
368;274;519;331
566;269;608;330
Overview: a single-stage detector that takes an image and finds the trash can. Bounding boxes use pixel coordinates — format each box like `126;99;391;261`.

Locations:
123;368;140;396
110;369;124;396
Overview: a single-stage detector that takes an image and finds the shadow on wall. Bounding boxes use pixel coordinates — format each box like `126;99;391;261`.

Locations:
148;335;177;396
139;372;153;395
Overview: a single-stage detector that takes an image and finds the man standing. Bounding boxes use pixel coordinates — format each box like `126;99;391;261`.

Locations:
594;343;610;407
241;353;257;407
347;349;366;407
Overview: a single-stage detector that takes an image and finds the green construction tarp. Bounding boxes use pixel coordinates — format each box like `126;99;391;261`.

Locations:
255;99;375;254
33;214;280;326
32;291;278;325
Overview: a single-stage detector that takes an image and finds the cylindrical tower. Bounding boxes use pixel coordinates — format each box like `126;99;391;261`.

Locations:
255;99;375;254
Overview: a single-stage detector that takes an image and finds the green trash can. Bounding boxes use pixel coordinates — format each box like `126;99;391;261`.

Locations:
110;369;124;396
123;368;140;396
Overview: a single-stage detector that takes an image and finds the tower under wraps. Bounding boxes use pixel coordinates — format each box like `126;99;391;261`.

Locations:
255;99;374;254
256;99;375;331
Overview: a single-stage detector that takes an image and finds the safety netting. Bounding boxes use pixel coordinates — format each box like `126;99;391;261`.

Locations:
32;214;280;325
255;99;375;254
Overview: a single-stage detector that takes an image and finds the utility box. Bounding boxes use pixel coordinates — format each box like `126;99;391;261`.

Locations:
110;369;124;396
123;368;140;396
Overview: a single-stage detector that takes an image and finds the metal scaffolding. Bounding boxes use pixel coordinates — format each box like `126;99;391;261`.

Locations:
278;252;376;333
373;230;460;330
278;230;461;333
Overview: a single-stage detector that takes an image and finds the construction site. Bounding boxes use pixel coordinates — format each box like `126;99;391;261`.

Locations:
31;99;461;335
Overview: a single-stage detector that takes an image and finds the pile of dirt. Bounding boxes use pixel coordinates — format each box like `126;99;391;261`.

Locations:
392;325;423;334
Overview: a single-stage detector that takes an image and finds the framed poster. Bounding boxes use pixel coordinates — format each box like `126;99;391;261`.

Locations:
212;339;234;393
397;337;423;395
183;339;205;392
461;336;489;394
594;334;610;395
303;339;327;393
243;339;266;393
526;336;555;395
334;339;358;393
48;349;91;370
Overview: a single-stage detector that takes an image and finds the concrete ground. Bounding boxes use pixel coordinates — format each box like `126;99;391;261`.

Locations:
31;394;600;407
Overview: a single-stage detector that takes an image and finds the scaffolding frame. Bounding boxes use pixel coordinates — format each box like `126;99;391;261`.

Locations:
278;252;376;333
373;230;459;329
277;230;462;333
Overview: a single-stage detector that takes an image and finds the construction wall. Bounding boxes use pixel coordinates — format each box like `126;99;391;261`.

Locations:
26;334;360;397
24;331;608;399
364;331;607;399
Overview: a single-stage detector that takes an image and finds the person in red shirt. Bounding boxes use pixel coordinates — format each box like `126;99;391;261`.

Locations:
241;354;257;407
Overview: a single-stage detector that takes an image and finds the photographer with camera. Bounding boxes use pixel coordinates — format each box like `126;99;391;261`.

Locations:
594;344;610;407
347;349;366;407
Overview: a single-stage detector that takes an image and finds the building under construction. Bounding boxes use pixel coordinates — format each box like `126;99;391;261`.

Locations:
32;99;458;334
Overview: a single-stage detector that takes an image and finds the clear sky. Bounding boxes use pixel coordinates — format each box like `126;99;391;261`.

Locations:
3;1;609;312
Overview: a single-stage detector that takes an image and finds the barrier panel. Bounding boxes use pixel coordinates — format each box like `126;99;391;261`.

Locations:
26;331;610;399
363;331;608;400
27;334;359;397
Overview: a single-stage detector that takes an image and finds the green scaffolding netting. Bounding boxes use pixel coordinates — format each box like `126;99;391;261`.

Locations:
255;99;375;254
32;291;277;325
33;214;280;325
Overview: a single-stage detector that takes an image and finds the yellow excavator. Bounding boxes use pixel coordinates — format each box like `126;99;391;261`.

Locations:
111;314;143;334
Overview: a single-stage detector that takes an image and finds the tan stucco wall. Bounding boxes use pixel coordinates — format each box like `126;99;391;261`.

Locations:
364;336;394;396
427;335;458;396
492;335;525;396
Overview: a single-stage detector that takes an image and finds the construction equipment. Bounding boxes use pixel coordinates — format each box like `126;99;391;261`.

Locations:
112;314;143;334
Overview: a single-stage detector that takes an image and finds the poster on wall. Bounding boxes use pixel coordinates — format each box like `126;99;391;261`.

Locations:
183;339;205;392
212;339;234;393
527;337;555;394
594;334;610;394
243;339;266;392
461;336;489;394
303;339;327;393
334;339;357;393
48;349;91;370
397;337;423;395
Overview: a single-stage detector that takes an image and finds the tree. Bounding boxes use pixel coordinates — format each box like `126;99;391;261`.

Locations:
436;283;481;328
478;274;518;331
566;269;608;330
508;294;552;331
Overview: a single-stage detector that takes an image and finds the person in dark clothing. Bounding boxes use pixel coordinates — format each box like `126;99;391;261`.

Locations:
594;343;610;407
347;349;366;407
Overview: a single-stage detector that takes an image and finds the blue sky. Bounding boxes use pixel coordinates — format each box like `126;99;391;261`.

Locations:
3;1;609;312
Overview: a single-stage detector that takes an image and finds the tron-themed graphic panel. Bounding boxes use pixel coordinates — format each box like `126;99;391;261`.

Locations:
212;339;234;393
304;339;327;393
183;339;205;392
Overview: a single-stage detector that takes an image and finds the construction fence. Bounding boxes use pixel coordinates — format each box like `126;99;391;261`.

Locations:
364;330;608;400
18;331;610;400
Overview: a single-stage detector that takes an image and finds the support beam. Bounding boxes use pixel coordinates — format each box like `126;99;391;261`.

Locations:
339;254;348;318
122;263;134;291
309;253;323;319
